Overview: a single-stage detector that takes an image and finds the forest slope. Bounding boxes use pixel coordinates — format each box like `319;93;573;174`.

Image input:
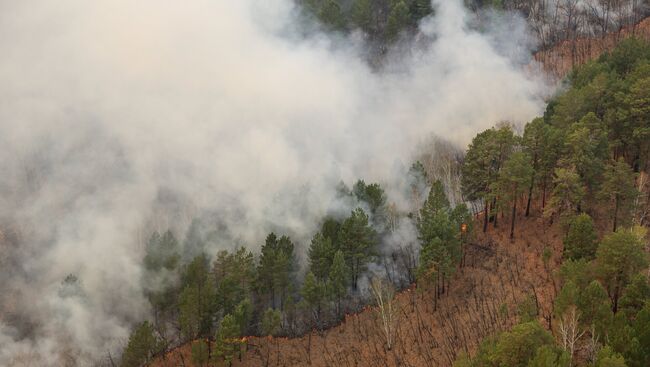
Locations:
535;16;650;80
152;210;563;367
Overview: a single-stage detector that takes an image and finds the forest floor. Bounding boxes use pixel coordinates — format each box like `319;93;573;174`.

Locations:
534;16;650;81
152;203;566;367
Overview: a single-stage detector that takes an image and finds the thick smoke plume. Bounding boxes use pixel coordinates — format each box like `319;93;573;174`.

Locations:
0;0;547;365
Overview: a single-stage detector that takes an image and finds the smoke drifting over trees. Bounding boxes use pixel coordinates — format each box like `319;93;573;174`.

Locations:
0;0;546;365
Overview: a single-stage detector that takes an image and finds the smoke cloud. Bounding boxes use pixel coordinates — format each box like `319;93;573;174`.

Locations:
0;0;547;365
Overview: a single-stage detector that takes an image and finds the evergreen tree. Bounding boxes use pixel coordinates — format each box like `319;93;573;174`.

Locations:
545;167;585;228
328;249;349;317
522;117;561;215
493;151;533;239
564;213;598;260
212;314;241;367
619;273;650;317
386;1;409;41
599;159;638;231
261;308;282;336
178;254;216;339
561;112;609;192
257;233;296;310
120;321;163;367
308;232;334;281
233;298;253;335
301;271;327;329
596;227;649;313
350;0;372;32
338;208;376;290
190;339;209;367
318;0;346;30
214;247;255;315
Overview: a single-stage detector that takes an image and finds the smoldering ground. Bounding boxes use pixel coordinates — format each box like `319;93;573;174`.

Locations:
0;0;547;365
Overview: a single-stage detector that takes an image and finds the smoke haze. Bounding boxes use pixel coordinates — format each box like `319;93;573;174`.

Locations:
0;0;547;365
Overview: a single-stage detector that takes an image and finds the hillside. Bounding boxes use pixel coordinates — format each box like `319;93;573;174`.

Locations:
152;210;563;367
535;17;650;80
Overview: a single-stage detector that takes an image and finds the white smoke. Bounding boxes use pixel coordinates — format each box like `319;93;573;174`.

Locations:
0;0;547;365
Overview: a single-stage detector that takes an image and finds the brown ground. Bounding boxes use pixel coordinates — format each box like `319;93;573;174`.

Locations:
534;17;650;81
152;202;565;367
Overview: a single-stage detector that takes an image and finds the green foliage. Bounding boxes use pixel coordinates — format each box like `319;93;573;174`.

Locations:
212;314;242;365
460;321;554;367
627;302;650;367
493;151;533;238
595;346;628;367
257;233;297;310
338;208;377;290
517;296;537;323
577;280;613;336
233;298;253;335
386;1;410;40
527;345;570;367
214;247;255;315
318;0;346;30
599;159;638;231
301;272;327;327
596;228;648;312
561;112;609;191
308;232;335;281
350;0;372;31
353;180;387;223
545;167;585;228
190;339;209;367
619;274;650;317
328;249;349;315
261;308;282;336
144;230;180;272
416;180;463;286
563;213;598;261
120;321;163;367
179;254;216;340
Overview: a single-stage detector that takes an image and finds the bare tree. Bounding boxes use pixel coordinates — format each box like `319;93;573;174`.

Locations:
557;306;585;365
370;277;398;351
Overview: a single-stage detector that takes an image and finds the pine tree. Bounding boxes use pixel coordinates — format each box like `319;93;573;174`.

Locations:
493;152;533;239
214;247;255;315
190;339;209;367
564;213;598;260
257;233;296;310
308;232;334;281
179;254;216;339
120;321;163;367
545;167;586;229
213;314;242;366
261;308;282;336
328;250;348;317
386;1;410;41
599;158;638;231
338;208;376;290
301;272;327;329
350;0;372;32
596;227;649;313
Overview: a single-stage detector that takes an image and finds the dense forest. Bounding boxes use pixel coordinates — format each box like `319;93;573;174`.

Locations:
119;36;650;367
452;37;650;367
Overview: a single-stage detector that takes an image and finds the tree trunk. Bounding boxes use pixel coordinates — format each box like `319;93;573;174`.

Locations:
510;194;517;240
526;175;535;217
483;200;489;233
